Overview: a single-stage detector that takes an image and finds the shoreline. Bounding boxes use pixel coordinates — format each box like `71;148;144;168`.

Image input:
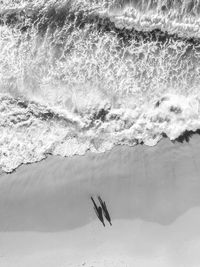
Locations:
1;134;200;230
1;135;200;266
2;128;200;176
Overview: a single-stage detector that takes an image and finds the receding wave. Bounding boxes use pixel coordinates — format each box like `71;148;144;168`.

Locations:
1;0;200;172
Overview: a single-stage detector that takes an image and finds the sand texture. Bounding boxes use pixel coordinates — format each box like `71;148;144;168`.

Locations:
1;136;200;266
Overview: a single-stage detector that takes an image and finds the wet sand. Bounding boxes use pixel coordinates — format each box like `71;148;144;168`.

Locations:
1;136;200;266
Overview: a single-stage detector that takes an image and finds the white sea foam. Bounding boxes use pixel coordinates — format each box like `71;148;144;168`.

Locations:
0;93;200;173
1;0;200;172
108;3;200;38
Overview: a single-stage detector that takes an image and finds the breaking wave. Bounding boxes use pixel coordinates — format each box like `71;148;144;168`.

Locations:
1;0;200;172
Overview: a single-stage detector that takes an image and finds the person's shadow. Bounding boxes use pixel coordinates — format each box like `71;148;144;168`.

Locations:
98;196;112;226
91;197;105;227
91;196;112;227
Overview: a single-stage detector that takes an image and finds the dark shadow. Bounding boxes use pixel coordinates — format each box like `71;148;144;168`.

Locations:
98;196;112;226
160;130;200;144
91;197;105;227
173;129;200;143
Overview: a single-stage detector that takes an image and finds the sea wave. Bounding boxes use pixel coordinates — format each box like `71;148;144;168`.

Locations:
0;93;200;173
109;0;200;39
2;0;200;39
1;0;200;172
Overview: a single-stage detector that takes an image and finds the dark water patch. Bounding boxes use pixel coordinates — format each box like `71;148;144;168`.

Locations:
2;3;200;48
92;107;111;122
173;129;200;143
169;106;182;114
17;100;29;109
2;96;78;127
82;106;111;130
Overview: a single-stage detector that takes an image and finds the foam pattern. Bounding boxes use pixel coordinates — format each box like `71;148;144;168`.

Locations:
1;0;200;172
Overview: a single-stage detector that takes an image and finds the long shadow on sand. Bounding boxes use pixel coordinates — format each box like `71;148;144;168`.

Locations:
91;196;112;227
91;197;105;227
98;196;112;226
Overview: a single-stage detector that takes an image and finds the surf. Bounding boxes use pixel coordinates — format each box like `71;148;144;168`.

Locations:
1;0;200;172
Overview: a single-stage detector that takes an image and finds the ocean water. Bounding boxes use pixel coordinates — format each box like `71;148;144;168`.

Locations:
1;0;200;172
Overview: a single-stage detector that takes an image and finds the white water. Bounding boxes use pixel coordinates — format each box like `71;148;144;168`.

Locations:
1;0;200;172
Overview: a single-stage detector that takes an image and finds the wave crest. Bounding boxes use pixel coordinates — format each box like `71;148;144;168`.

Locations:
0;94;200;172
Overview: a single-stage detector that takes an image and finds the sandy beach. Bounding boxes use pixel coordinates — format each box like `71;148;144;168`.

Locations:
1;136;200;266
2;1;200;266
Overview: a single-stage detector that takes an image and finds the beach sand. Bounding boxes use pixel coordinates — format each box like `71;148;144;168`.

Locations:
1;136;200;266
